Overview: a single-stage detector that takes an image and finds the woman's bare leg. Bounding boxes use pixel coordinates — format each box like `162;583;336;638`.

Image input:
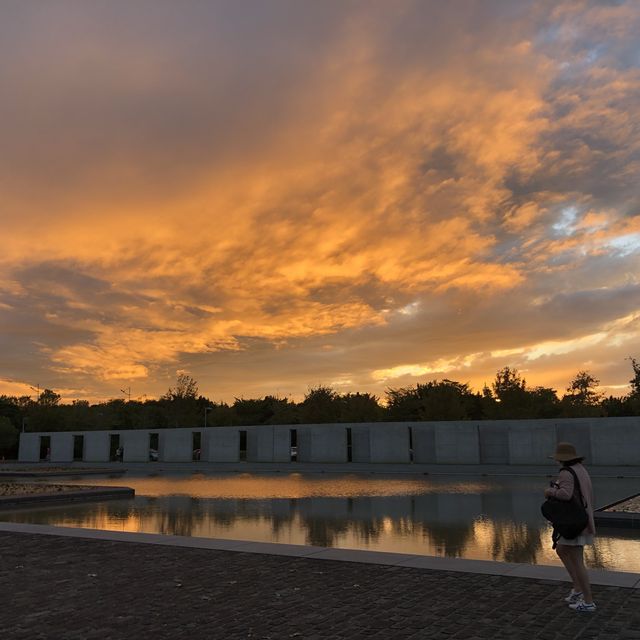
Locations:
569;546;593;604
556;544;580;591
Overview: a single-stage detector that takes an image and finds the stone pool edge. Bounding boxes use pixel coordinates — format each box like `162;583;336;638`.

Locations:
1;521;638;589
0;486;135;508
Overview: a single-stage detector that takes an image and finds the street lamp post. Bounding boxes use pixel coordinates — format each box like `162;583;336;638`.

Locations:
204;406;214;428
21;417;28;433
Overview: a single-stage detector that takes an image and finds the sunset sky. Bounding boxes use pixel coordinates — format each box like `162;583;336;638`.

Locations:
1;0;639;404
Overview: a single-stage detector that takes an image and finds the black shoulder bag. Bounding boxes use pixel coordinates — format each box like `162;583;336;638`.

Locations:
540;466;589;549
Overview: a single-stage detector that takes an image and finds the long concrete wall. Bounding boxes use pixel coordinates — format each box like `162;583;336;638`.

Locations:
17;416;640;466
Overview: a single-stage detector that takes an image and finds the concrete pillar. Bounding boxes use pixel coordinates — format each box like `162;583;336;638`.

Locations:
272;426;292;463
412;423;436;463
478;422;509;464
297;427;313;463
590;417;640;465
369;423;410;463
159;428;194;462
247;426;274;462
350;425;371;462
307;425;347;463
50;433;73;462
18;433;40;462
434;422;480;464
507;421;556;465
204;427;240;462
200;428;212;462
122;430;150;462
555;419;592;461
84;431;111;462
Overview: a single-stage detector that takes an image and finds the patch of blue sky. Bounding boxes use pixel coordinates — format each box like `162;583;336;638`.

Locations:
552;206;578;236
584;45;604;65
558;45;604;73
533;23;562;48
606;233;640;257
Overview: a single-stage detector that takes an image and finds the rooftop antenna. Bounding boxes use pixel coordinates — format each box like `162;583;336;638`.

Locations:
29;384;40;401
120;387;131;402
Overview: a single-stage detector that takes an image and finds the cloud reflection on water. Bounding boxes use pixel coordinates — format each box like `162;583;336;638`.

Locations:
4;473;640;571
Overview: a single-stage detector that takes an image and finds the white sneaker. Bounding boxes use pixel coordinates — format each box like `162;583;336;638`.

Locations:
564;590;583;603
569;601;597;612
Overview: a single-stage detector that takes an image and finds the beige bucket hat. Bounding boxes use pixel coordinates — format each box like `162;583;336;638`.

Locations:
549;441;582;462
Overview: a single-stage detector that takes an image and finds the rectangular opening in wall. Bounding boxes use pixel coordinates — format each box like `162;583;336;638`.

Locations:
192;431;201;460
239;430;247;461
408;427;414;463
73;435;84;461
109;434;120;461
346;427;352;462
39;436;50;461
149;432;159;461
290;429;297;462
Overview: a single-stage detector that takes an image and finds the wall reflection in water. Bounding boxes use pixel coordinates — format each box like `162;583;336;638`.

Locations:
4;473;640;573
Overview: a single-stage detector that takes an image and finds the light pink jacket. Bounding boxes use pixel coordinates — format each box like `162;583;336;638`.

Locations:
547;462;595;535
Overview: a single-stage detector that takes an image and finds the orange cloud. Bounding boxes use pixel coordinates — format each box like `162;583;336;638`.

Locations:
1;2;639;401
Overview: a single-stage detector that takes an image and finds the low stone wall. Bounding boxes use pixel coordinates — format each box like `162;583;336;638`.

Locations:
0;485;135;508
18;416;640;466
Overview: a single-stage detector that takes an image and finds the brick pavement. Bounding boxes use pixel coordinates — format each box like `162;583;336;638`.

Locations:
2;532;639;640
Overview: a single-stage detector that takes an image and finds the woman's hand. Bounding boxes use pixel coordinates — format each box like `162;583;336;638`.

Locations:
544;487;554;498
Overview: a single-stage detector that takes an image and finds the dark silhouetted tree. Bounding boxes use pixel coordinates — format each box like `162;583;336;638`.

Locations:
232;396;298;425
628;357;640;398
386;379;481;421
562;371;603;417
0;416;19;457
565;371;602;404
601;395;631;417
485;368;560;419
299;386;341;424
526;386;561;419
38;389;61;406
160;375;202;427
340;393;384;423
489;367;527;418
0;395;26;431
204;402;235;426
601;357;640;416
163;374;199;401
492;366;525;400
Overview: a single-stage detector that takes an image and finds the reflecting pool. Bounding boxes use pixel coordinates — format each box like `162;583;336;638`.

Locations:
2;472;639;572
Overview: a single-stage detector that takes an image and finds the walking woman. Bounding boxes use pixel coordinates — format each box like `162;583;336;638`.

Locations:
544;442;596;612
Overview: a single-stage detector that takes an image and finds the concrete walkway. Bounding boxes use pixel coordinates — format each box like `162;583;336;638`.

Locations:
1;523;639;639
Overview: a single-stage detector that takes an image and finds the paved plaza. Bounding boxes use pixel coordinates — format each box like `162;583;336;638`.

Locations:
2;529;640;640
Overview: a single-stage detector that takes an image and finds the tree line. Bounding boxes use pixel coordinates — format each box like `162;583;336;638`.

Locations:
1;360;640;458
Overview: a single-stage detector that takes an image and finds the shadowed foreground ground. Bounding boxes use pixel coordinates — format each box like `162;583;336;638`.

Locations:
1;532;639;640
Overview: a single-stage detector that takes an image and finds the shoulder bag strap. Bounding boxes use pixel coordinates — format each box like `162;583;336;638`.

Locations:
561;466;586;507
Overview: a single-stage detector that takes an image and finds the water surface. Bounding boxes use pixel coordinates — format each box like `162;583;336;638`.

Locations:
3;472;639;572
